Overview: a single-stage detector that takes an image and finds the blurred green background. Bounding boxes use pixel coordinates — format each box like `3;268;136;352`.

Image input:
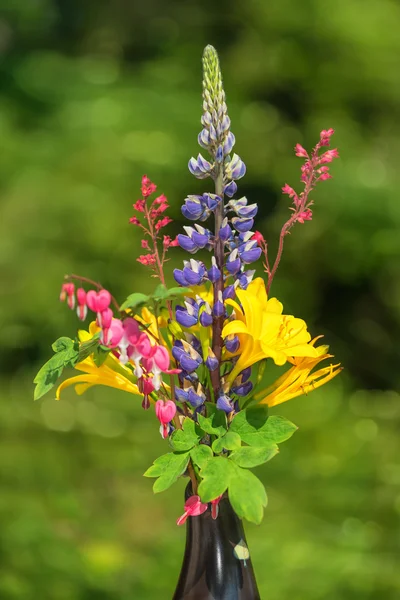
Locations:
1;0;400;598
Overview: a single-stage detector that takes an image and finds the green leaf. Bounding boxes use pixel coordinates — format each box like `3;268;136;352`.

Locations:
228;465;268;524
229;445;279;468
190;444;213;468
230;408;297;447
198;457;233;502
33;337;79;400
77;336;100;363
93;345;111;367
165;286;191;297
198;409;227;437
144;452;190;493
120;293;150;312
170;418;200;452
212;431;242;454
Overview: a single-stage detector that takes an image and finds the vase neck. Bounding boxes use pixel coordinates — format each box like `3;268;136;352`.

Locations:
173;491;260;600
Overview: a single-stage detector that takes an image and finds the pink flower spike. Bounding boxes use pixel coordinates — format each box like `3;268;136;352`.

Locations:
86;289;111;313
294;143;308;158
319;128;335;146
177;496;208;526
155;399;176;438
211;495;223;520
153;194;167;205
141;239;150;249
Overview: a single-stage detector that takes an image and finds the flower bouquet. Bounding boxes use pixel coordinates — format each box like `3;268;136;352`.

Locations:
34;45;340;597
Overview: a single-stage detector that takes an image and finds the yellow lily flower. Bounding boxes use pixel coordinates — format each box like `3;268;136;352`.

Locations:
56;323;140;400
253;341;342;407
222;278;319;385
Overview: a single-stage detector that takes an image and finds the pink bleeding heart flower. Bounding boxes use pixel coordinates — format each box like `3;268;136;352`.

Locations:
76;288;87;321
123;318;141;345
136;333;153;358
60;283;75;310
105;318;125;349
152;345;181;375
211;495;223;520
139;377;155;410
177;495;208;526
86;289;111;313
155;399;176;438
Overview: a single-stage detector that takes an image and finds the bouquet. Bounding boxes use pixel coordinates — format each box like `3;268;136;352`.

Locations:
34;45;341;527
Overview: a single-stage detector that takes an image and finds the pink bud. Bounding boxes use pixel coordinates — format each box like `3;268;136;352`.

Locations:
281;184;297;199
76;288;87;321
294;143;308;158
296;209;313;224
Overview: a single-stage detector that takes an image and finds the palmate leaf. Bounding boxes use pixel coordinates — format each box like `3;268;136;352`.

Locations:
170;417;201;452
120;293;150;312
190;444;213;469
212;431;241;454
230;407;297;447
198;404;227;437
33;337;79;400
197;456;233;502
228;464;268;525
144;451;190;493
229;445;279;468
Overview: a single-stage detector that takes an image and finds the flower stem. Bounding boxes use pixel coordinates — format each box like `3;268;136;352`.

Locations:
210;166;224;399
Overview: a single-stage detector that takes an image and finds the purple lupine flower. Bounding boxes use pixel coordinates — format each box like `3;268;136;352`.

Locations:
176;306;198;328
232;217;255;233
205;348;219;371
225;154;246;180
217;393;234;413
231;381;253;396
225;335;240;353
191;226;211;249
215;145;224;163
197;153;213;173
188;386;206;408
198;129;211;149
219;217;231;241
240;246;262;264
222;285;236;300
224;181;237;198
182;195;209;221
188;157;211;179
223;132;235;156
238;270;256;289
203;193;221;211
183;259;206;285
237;203;258;219
213;290;225;317
173;269;189;286
239;367;252;382
178;234;198;254
208;256;221;283
226;249;241;274
199;304;213;327
175;387;189;403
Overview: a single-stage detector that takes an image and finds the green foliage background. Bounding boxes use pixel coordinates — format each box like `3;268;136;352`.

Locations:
1;0;399;598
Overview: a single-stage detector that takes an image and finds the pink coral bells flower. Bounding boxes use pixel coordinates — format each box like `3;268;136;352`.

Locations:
141;239;150;249
86;290;111;314
141;175;157;198
282;184;297;199
319;149;339;164
155;217;173;232
155;399;176;438
129;216;141;225
320;128;335;146
251;231;265;246
294;143;308;158
60;283;75;310
177;496;208;526
137;254;156;266
133;199;145;212
296;209;313;224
